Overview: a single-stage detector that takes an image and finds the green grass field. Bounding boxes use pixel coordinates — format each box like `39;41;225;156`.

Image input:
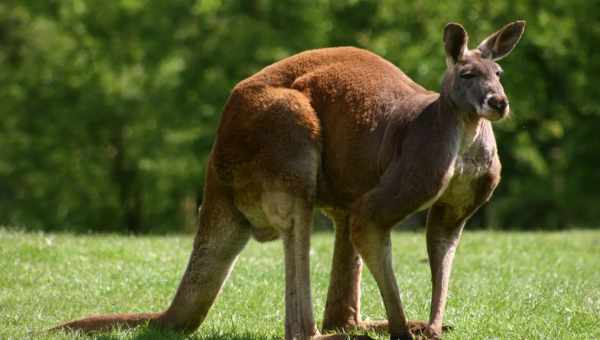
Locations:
1;228;599;339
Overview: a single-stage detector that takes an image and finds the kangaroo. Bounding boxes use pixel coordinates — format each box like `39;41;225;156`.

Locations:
53;21;525;340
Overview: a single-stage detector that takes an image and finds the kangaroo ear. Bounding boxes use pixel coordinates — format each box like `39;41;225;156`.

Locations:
444;23;469;67
478;20;526;61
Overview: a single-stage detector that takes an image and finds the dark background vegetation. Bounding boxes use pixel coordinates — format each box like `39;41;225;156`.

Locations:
1;0;598;233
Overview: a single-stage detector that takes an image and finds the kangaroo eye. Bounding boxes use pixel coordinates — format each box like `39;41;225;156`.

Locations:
460;73;476;79
496;70;503;77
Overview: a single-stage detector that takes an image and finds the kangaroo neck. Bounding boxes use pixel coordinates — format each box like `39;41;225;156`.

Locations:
438;91;484;155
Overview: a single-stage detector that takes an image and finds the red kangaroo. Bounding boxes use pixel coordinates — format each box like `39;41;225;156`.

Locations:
53;21;526;340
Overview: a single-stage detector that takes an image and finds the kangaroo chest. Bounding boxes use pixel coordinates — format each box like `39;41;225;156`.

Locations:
437;123;497;209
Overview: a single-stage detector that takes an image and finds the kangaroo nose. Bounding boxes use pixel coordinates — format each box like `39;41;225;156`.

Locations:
487;95;508;112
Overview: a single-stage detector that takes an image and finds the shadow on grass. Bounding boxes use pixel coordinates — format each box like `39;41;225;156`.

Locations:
93;327;281;340
92;327;377;340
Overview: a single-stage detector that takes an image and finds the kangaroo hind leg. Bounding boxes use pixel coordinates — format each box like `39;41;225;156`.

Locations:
322;210;364;331
52;163;252;334
155;163;252;332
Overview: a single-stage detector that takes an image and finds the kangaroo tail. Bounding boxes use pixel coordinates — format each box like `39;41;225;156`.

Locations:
49;312;162;333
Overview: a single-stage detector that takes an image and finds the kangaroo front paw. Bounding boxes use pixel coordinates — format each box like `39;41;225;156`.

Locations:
422;325;442;340
411;321;453;339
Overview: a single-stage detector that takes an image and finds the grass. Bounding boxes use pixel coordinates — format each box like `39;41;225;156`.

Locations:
1;228;599;339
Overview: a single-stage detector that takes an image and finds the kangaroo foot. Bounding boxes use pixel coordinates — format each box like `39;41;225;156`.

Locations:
315;333;375;340
353;320;452;336
321;320;450;339
354;320;388;332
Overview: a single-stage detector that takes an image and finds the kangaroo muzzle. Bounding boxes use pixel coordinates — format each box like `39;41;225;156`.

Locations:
482;93;509;120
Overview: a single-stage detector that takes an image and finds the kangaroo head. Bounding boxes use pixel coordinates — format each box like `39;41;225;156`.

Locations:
441;21;526;121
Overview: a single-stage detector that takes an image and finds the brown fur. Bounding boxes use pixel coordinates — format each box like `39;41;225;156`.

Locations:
53;21;525;340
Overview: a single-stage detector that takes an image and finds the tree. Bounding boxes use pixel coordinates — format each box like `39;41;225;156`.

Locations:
1;0;598;231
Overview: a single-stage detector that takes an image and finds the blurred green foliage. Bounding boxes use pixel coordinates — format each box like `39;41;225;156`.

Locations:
1;0;599;232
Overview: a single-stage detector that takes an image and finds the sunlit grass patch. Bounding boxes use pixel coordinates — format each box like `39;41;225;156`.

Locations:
1;228;599;339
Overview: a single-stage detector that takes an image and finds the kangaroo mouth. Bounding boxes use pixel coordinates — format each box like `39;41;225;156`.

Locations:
479;103;510;121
